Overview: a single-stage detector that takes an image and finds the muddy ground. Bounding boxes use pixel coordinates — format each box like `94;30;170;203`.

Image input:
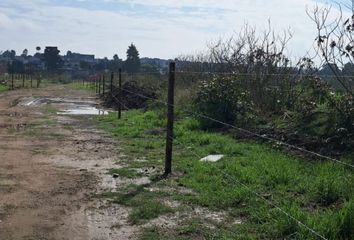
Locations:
0;85;138;240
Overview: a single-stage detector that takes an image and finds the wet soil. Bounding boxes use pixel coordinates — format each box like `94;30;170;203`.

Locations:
0;85;134;240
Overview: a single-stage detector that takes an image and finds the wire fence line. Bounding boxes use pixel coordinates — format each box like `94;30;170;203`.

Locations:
168;135;329;239
87;69;354;169
115;87;354;169
0;73;40;90
106;91;331;240
87;65;354;239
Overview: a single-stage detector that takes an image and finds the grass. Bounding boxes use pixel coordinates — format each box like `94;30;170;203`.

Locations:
0;85;8;93
100;184;174;225
68;82;96;91
96;110;354;240
109;167;143;178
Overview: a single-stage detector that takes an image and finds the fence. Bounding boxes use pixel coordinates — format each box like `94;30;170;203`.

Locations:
0;73;41;90
85;65;354;170
81;63;354;239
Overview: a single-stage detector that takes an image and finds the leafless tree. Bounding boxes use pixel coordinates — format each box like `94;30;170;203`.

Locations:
307;2;354;97
177;22;296;109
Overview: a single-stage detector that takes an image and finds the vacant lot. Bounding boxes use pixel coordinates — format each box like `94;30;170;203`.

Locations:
0;84;353;240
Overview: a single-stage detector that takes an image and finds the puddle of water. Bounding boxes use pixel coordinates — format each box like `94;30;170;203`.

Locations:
18;97;109;116
58;106;109;116
19;97;97;107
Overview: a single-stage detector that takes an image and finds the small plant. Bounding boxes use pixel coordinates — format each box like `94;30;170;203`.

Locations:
313;177;342;206
129;200;173;225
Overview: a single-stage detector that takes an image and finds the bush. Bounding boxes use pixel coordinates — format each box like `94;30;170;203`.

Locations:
292;77;353;151
193;76;255;129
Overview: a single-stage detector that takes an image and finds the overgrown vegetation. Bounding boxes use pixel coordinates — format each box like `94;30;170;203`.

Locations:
97;110;354;239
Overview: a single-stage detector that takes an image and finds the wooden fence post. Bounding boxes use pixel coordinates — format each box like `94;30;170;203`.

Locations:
22;74;25;88
110;72;114;94
98;75;101;94
102;74;105;96
118;69;122;119
95;76;97;93
11;74;14;90
164;62;176;176
37;74;41;88
30;74;33;88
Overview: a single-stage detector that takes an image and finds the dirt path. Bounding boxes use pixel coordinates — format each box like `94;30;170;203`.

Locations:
0;85;134;240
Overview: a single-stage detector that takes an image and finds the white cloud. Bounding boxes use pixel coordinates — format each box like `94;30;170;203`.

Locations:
0;0;348;59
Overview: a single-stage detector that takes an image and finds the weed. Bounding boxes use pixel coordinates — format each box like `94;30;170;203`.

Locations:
96;109;354;239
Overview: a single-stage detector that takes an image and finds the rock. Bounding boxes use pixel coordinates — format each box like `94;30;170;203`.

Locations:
200;154;224;162
112;173;119;178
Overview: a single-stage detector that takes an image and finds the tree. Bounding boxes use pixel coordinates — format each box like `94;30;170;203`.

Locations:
8;60;25;74
2;50;16;59
108;54;122;71
307;3;354;96
43;47;63;71
21;49;28;57
125;43;141;73
113;54;119;61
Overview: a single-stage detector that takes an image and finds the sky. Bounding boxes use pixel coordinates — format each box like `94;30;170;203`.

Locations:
0;0;350;60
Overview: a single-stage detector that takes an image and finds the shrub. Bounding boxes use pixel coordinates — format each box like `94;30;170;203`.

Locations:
193;76;255;129
294;77;354;150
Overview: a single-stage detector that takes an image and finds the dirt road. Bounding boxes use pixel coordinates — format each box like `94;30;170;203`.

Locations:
0;85;134;240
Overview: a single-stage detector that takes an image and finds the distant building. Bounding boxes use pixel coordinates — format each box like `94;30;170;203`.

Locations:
66;52;95;63
63;52;97;71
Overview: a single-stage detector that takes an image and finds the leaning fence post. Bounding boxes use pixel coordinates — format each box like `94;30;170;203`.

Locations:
164;62;176;176
118;69;122;119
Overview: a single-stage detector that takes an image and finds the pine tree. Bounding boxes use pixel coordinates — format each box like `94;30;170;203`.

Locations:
125;43;140;73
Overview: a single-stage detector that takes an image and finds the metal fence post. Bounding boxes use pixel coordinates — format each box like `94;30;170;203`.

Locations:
164;62;176;176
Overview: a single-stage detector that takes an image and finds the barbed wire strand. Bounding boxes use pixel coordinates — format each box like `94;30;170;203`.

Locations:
168;131;328;240
120;87;354;169
100;85;330;239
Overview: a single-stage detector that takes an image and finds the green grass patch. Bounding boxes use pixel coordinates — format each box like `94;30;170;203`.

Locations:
96;110;354;239
0;84;8;93
100;184;173;225
129;200;173;225
109;168;143;178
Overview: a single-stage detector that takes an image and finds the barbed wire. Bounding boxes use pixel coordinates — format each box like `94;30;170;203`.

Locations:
175;71;354;79
118;87;354;169
169;125;328;239
98;84;344;239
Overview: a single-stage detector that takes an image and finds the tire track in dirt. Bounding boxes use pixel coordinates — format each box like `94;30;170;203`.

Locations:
0;85;138;240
